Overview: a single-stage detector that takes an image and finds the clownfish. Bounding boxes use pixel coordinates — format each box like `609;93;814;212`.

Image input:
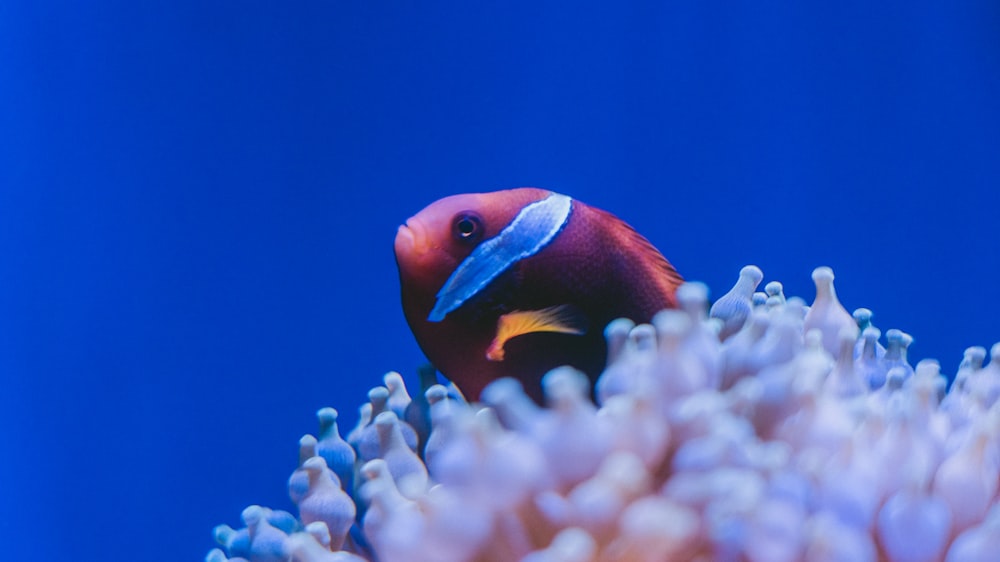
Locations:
394;188;683;402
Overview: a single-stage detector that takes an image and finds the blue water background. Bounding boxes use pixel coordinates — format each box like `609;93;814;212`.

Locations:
2;2;998;560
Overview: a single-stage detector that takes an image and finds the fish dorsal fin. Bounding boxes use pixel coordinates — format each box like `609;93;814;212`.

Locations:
485;305;588;361
428;193;573;322
589;205;683;296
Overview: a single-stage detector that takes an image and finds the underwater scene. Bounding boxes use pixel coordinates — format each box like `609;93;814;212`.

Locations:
2;2;999;561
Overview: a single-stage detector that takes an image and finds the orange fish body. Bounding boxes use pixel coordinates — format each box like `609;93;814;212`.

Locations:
394;188;682;402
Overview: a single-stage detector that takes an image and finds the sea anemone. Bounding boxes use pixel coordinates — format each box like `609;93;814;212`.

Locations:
208;266;1000;562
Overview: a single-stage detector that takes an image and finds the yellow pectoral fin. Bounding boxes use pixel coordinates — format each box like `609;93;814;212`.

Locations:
485;305;588;362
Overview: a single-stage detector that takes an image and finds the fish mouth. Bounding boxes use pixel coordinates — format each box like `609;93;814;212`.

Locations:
394;218;430;258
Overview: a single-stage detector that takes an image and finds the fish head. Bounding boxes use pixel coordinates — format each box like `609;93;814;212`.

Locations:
393;188;552;297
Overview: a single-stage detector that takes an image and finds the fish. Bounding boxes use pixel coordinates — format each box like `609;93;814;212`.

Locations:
393;188;683;402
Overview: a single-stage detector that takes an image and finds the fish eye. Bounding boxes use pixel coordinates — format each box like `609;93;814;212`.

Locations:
452;213;483;242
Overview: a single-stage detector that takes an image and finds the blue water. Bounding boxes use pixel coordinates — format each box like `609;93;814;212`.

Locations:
2;2;998;560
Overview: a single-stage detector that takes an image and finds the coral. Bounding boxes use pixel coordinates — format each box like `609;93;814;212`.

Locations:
210;266;1000;562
